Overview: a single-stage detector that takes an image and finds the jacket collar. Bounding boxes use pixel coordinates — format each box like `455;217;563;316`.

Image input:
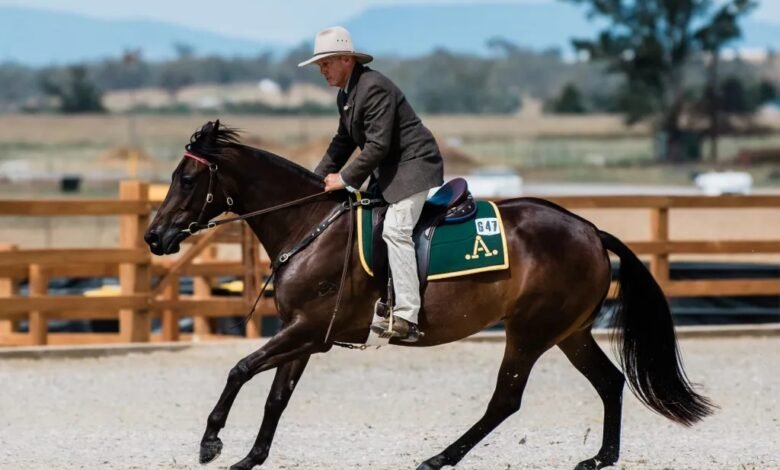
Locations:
344;62;367;97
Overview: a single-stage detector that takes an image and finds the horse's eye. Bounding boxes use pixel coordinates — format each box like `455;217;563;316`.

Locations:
181;175;195;190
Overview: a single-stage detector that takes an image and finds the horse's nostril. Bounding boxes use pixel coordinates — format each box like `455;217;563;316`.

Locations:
144;230;160;247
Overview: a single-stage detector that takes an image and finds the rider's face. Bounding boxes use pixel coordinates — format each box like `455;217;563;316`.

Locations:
316;55;354;88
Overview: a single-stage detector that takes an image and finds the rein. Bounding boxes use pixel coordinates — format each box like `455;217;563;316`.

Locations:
181;151;329;235
180;150;381;346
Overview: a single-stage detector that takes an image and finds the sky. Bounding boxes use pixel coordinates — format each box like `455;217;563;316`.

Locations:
1;0;779;44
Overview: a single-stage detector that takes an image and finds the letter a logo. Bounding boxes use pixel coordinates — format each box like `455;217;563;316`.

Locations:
465;235;495;260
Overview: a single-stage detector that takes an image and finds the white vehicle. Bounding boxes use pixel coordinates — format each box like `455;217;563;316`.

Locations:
693;171;753;196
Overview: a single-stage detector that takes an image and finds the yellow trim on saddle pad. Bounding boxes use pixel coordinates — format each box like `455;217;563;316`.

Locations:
355;191;374;276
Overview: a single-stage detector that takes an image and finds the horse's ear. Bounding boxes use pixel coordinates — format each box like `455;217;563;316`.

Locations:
208;119;220;144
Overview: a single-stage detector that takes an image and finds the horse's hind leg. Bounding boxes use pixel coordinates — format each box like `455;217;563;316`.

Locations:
417;325;546;470
199;323;323;465
228;355;311;470
558;330;625;470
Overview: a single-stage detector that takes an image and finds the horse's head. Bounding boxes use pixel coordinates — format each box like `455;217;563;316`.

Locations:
145;120;240;255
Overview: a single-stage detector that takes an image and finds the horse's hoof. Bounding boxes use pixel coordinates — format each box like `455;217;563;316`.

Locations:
574;457;613;470
417;455;449;470
199;437;223;464
229;461;252;470
230;452;267;470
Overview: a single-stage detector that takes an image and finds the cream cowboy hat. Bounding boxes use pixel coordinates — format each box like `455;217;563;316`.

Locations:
297;26;373;67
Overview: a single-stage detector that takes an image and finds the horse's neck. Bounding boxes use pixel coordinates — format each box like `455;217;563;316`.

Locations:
246;200;338;262
230;154;337;261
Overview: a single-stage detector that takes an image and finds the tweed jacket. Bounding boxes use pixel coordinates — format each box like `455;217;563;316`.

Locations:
314;64;444;203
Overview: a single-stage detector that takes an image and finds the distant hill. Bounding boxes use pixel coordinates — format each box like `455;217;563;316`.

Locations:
2;4;778;66
0;6;285;66
343;3;780;57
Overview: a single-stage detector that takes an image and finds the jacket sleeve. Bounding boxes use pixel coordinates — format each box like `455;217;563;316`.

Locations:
339;83;396;188
314;118;357;178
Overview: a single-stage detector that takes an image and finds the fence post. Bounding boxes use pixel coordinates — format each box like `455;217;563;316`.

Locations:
649;207;670;288
0;244;19;340
242;223;261;338
193;245;216;338
119;180;151;342
28;264;48;345
0;243;19;338
161;277;180;342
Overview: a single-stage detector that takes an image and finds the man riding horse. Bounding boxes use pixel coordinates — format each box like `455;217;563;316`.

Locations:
299;26;444;342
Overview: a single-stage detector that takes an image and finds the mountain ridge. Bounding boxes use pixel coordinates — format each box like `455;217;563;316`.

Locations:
2;4;777;66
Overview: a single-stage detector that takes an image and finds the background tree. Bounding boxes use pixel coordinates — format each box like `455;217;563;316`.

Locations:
563;0;756;161
7;34;770;115
720;75;752;115
173;43;196;60
40;65;105;113
696;1;758;160
158;61;195;102
549;83;586;113
752;79;777;106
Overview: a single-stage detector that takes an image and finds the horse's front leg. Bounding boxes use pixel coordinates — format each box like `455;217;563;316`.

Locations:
199;323;324;465
228;355;311;470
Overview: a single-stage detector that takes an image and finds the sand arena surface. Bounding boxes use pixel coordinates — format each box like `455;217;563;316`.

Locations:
0;337;777;469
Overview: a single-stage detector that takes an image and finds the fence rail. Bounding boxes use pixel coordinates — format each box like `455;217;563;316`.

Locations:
0;181;275;347
2;183;780;347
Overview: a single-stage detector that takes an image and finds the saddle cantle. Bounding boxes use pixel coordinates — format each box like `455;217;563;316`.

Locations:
370;178;479;297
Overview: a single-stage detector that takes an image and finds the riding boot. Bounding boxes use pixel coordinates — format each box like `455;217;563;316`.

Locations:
370;315;424;343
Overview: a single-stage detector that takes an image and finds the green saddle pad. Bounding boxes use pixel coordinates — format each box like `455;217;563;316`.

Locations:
358;198;509;280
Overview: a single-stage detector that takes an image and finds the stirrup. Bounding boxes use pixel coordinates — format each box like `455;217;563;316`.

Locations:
370;315;424;342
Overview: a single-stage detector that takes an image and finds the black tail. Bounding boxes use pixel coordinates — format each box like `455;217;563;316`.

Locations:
599;231;715;426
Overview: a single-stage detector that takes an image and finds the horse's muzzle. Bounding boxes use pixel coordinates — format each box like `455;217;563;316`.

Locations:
144;228;185;255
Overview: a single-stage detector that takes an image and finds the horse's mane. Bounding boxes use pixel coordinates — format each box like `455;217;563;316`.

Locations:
186;121;242;156
186;121;324;186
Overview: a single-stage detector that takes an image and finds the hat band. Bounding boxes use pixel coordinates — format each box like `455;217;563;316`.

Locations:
311;49;360;57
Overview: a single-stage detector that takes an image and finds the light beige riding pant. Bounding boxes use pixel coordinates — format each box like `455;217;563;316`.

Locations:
382;189;430;324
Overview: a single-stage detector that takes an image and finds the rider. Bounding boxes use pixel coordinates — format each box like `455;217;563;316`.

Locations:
299;26;444;342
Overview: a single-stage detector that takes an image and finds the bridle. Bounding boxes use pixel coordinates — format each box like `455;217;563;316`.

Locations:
181;150;333;235
181;151;237;234
177;150;381;345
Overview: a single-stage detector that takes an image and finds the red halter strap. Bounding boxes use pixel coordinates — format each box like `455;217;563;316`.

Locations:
183;151;211;166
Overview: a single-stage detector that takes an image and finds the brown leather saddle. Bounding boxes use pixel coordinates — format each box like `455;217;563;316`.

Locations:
371;178;477;300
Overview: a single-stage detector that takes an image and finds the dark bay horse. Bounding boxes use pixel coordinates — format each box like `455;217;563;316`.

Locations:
145;121;714;470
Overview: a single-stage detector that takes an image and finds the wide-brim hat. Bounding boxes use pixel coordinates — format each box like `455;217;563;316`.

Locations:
298;26;373;67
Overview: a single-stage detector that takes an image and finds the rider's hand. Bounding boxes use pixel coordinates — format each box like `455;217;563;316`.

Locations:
323;173;345;192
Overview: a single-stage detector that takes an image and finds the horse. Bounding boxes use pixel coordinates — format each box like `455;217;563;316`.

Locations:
144;121;714;470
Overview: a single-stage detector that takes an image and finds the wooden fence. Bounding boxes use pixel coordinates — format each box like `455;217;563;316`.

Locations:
0;181;274;346
2;186;780;347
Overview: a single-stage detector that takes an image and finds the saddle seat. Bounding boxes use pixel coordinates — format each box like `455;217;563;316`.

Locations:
422;177;477;225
